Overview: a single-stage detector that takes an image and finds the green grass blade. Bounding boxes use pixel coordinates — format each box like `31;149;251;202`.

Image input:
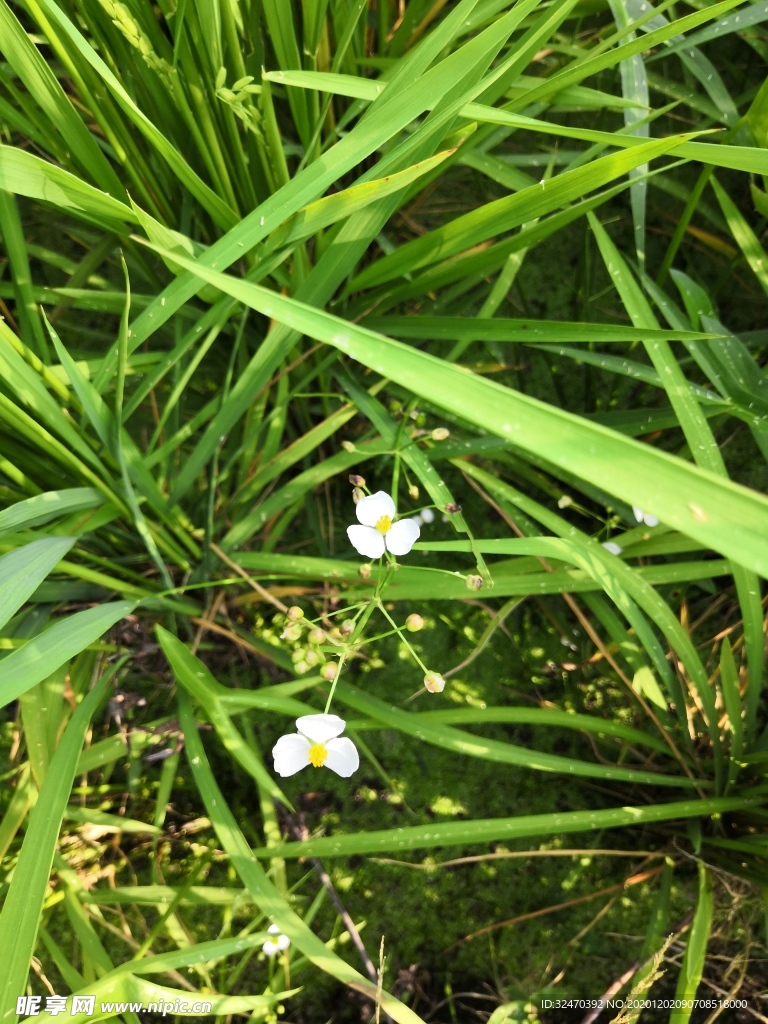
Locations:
0;489;103;536
254;794;764;860
144;247;768;579
0;538;73;629
0;665;111;1020
673;864;713;1022
0;601;134;708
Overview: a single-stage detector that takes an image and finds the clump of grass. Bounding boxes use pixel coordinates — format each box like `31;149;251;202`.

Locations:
1;0;768;1020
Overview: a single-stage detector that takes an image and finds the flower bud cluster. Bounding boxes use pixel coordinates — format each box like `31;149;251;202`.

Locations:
274;608;335;676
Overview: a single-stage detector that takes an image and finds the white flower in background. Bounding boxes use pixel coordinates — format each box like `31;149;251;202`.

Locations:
632;506;659;528
272;714;359;778
347;491;420;558
601;541;623;556
263;924;290;956
420;508;435;524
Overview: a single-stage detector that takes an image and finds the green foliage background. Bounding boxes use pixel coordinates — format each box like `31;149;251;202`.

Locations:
0;0;768;1020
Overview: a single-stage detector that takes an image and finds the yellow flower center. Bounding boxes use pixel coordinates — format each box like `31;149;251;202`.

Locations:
375;515;392;534
308;743;328;768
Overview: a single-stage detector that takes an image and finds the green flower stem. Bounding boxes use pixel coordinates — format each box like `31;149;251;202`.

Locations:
376;600;429;675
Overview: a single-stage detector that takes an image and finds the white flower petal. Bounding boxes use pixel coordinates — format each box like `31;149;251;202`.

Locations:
276;934;291;951
324;737;360;777
296;713;346;744
410;515;423;527
644;513;659;527
385;518;420;556
267;924;281;935
420;507;435;524
632;506;644;523
263;940;279;956
272;733;311;776
355;490;396;527
601;541;623;556
347;524;386;558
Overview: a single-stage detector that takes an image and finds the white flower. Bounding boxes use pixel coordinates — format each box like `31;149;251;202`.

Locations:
420;507;435;524
346;491;420;558
272;714;359;778
632;506;659;528
601;541;623;556
263;924;290;956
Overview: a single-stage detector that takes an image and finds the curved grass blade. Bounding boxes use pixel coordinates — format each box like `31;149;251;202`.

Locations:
253;793;764;860
0;601;134;709
0;537;74;630
0;666;111;1020
143;247;768;579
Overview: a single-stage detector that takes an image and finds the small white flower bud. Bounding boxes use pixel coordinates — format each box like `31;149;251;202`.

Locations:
308;628;326;645
405;614;424;632
420;508;435;524
431;427;450;441
349;474;366;487
291;647;307;663
286;606;304;621
321;662;338;681
465;574;483;591
557;494;572;509
352;487;365;504
358;563;372;579
408;484;420;499
340;619;356;637
341;441;356;453
424;671;446;693
281;623;302;642
305;649;319;667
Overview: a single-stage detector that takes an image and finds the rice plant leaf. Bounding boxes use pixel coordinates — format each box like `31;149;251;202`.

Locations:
176;688;428;1024
0;319;110;477
331;682;695;787
673;864;713;1021
351;135;693;290
0;666;110;1020
0;763;35;861
119;0;554;354
711;175;768;298
254;794;763;860
0;145;134;227
0;601;134;708
62;806;160;833
0;190;49;359
346;705;671;755
155;626;294;808
657;0;768;56
720;638;743;779
517;0;742;109
607;0;649;268
222;440;392;550
0;537;74;630
266;150;453;249
368;316;715;344
0;0;124;196
143;247;768;579
31;0;237;230
0;489;103;536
